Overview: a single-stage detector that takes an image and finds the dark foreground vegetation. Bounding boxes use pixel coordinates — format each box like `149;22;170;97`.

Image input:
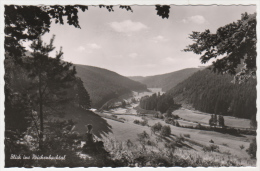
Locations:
4;4;256;167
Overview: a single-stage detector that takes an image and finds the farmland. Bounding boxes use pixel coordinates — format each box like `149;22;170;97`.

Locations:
67;88;256;166
173;108;251;129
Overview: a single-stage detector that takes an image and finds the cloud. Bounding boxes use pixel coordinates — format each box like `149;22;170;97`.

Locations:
76;43;101;53
152;35;168;43
109;20;148;33
88;43;101;49
76;46;86;52
182;15;206;25
129;53;138;59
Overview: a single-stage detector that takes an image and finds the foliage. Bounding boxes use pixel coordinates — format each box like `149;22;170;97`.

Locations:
5;5;170;59
140;93;181;113
250;115;257;129
203;144;219;152
151;122;162;134
160;125;171;137
137;131;150;151
164;142;176;152
73;77;91;109
4;37;92;162
175;121;180;127
218;115;225;127
133;118;148;126
209;114;217;127
247;138;256;158
121;100;127;108
165;109;173;118
25;36;77;149
103;138;249;167
168;68;256;120
239;145;245;150
184;13;256;83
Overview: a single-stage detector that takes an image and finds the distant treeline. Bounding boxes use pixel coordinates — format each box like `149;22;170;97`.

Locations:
75;65;147;109
167;68;256;120
139;93;181;113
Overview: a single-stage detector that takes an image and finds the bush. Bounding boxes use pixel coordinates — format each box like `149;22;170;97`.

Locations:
165;117;175;125
183;134;190;138
140;118;148;126
175;135;185;147
172;115;180;119
247;138;256;158
239;144;245;150
175;121;180;127
203;144;219;152
134;120;140;124
160;125;171;137
134;119;148;126
111;114;117;118
151;122;162;134
164;142;176;152
137;131;150;144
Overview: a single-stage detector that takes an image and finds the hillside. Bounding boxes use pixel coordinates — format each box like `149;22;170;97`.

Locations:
129;68;201;91
167;68;256;120
75;64;147;108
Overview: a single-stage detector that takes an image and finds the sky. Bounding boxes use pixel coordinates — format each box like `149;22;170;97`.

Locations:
25;5;256;76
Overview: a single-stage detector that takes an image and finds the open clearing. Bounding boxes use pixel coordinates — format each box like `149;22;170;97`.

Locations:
103;113;254;162
173;108;251;129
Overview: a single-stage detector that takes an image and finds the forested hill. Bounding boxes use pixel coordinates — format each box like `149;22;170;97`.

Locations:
129;68;202;91
167;68;256;119
75;64;148;108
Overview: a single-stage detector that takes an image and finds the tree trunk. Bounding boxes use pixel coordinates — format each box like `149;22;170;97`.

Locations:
39;74;44;150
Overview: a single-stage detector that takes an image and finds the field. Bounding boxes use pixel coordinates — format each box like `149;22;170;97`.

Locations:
173;108;251;129
64;88;256;166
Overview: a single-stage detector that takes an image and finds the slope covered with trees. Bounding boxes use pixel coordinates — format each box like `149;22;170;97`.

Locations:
75;64;147;108
167;68;256;120
5;36;94;165
184;12;256;83
129;68;201;91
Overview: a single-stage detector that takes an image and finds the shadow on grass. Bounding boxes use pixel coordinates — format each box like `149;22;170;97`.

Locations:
160;134;196;150
64;106;112;138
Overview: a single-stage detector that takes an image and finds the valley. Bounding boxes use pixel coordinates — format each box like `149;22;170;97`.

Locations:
70;88;256;166
4;5;257;168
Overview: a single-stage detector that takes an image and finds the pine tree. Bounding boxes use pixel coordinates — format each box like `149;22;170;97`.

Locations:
26;35;77;149
218;115;225;127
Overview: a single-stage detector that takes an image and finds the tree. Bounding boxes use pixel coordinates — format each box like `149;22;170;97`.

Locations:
218;115;225;127
73;77;91;109
184;13;256;83
209;114;218;127
250;115;257;129
160;125;171;137
247;138;256;158
151;122;162;134
165;109;173;118
121;100;127;108
5;5;170;59
137;131;150;151
26;36;77;149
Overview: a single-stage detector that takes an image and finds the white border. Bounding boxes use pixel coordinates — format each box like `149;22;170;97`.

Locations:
0;0;259;171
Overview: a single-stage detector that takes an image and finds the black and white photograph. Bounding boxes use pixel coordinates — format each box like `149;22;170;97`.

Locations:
1;0;258;168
